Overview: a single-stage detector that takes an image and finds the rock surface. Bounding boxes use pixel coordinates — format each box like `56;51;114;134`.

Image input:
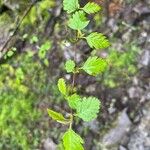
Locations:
103;109;132;146
127;102;150;150
43;138;57;150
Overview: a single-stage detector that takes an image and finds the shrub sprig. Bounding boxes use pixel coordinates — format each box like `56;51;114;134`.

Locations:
47;0;110;149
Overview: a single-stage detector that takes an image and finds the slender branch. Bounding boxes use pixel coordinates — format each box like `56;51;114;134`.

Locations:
71;42;77;93
71;73;76;91
71;31;80;92
69;33;78;128
0;0;38;58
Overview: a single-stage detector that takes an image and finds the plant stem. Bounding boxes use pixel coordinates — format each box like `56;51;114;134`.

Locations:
69;114;73;129
71;37;77;93
71;73;76;92
69;32;78;129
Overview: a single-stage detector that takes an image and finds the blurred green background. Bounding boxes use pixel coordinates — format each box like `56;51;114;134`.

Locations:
0;0;149;150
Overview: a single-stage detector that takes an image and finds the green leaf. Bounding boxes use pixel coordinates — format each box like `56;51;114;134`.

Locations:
82;56;107;76
38;41;52;59
23;33;28;39
63;129;84;150
65;59;75;73
66;94;81;109
86;32;110;49
30;35;38;44
47;109;69;124
44;59;49;66
76;97;100;121
83;2;101;14
7;51;14;57
68;11;90;30
63;0;79;13
57;78;67;95
6;47;16;58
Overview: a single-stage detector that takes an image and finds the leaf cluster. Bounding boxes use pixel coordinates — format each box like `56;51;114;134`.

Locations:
47;0;111;149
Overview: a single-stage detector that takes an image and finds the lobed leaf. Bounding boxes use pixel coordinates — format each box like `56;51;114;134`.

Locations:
57;78;67;95
83;2;101;14
65;59;75;73
76;97;100;121
47;109;69;124
63;129;84;150
66;94;81;109
82;56;107;76
86;32;110;49
63;0;79;13
68;11;90;30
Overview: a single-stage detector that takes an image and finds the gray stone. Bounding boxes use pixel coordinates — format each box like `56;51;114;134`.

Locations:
127;102;150;150
122;29;132;43
128;87;143;99
103;109;132;146
83;120;99;133
86;84;96;93
119;145;127;150
140;50;150;66
107;18;119;33
43;138;57;150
